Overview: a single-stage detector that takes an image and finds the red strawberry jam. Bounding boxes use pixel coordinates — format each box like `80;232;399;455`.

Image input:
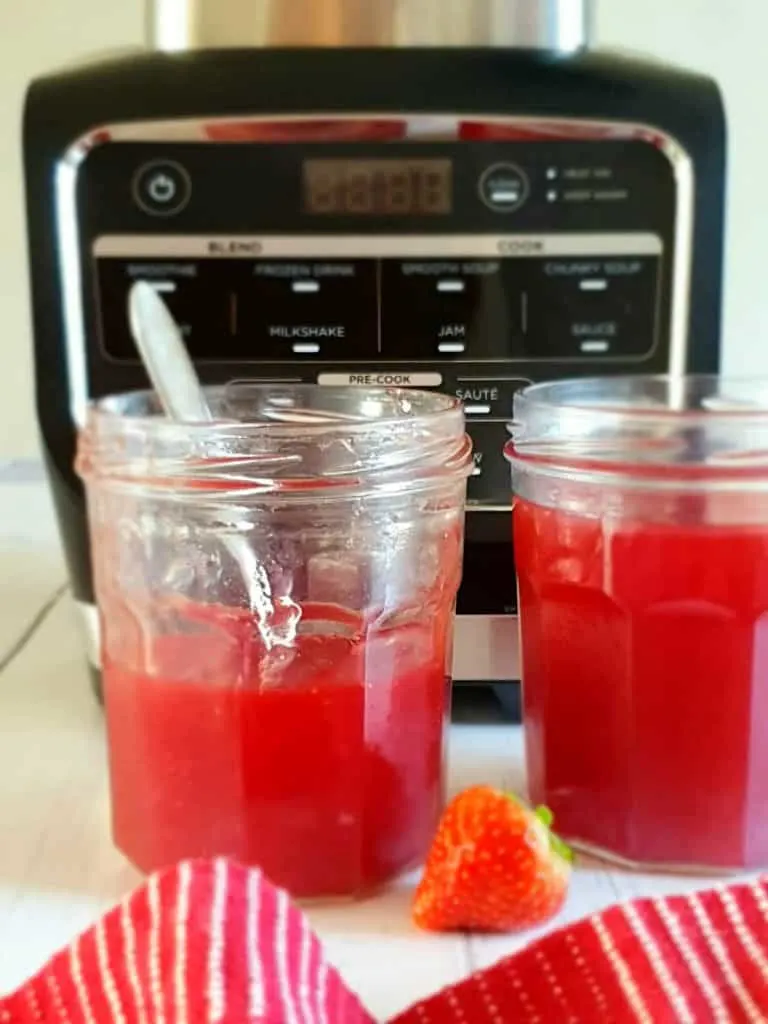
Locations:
103;599;449;897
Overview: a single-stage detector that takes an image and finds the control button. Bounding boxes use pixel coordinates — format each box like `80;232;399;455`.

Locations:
453;379;525;419
246;260;378;359
479;163;529;213
133;161;192;216
381;260;505;359
318;372;442;387
94;260;230;362
514;257;659;360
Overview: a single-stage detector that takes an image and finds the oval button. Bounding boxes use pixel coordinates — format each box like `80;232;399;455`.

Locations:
479;163;529;213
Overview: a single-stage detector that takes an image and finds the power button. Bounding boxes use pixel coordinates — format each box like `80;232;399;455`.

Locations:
132;160;192;216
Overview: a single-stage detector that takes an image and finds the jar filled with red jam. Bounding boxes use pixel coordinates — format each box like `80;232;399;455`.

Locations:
77;384;472;897
506;375;768;872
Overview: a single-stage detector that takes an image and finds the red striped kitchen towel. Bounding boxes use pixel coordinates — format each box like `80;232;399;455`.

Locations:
3;858;768;1024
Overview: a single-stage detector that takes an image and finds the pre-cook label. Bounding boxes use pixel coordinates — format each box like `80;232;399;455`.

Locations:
317;372;443;387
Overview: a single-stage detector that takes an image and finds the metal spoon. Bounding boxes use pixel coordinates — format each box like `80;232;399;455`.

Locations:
127;281;270;620
128;281;214;424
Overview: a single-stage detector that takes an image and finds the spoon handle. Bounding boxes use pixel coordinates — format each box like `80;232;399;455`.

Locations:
128;281;213;423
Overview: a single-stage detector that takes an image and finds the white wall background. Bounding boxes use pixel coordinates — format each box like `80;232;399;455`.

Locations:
0;0;144;458
0;0;763;457
596;0;763;377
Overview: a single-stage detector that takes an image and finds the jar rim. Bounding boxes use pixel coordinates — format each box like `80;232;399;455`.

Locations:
511;375;768;424
92;383;464;435
78;383;473;498
506;375;768;489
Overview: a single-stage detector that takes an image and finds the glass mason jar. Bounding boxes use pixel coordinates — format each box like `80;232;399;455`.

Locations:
506;375;768;872
77;384;472;898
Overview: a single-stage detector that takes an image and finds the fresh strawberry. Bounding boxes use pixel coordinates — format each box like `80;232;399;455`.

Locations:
412;785;573;933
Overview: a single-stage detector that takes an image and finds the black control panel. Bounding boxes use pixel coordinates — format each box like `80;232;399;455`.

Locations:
96;252;661;364
81;136;678;520
81;139;676;233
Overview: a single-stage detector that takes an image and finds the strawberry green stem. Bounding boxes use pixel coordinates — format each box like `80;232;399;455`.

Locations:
534;805;554;828
535;805;574;863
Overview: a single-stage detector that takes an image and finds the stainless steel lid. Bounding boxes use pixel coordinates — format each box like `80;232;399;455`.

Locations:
149;0;593;53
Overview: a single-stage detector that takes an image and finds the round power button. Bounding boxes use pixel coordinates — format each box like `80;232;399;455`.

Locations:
479;163;529;213
132;160;192;216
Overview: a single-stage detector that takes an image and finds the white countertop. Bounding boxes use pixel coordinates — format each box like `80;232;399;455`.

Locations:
0;463;753;1020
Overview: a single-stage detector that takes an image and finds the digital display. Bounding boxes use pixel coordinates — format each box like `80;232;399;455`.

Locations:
303;159;452;215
